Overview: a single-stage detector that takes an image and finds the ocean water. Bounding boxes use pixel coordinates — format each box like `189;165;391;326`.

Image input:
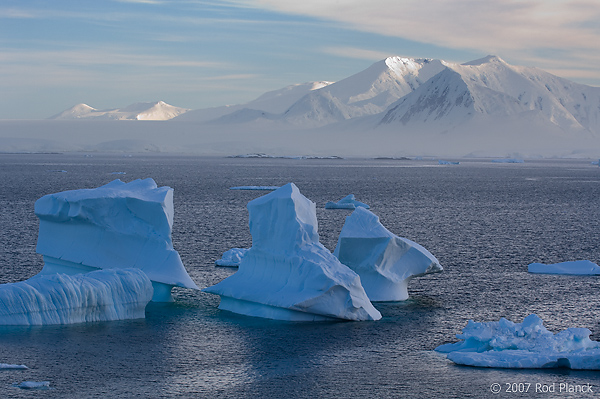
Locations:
1;154;600;398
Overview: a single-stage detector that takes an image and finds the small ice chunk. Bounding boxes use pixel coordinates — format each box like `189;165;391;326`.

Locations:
436;314;600;369
0;363;28;370
215;248;249;267
14;381;50;390
528;260;600;275
325;194;370;210
204;183;381;321
438;160;459;165
334;207;442;301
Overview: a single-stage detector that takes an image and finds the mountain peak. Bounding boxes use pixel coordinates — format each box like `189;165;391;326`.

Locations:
462;55;507;66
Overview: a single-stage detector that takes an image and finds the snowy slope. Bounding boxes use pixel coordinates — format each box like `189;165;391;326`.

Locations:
50;101;189;121
281;57;447;127
174;81;332;122
379;56;600;133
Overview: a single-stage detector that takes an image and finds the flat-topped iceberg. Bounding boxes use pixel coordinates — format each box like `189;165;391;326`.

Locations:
0;269;153;325
528;260;600;275
325;194;369;210
436;314;600;369
215;248;249;267
34;178;198;302
333;207;442;301
204;183;381;321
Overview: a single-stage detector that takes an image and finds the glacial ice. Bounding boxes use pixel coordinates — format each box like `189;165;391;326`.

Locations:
215;248;249;267
325;194;370;210
333;207;442;301
204;183;381;321
0;269;153;325
436;314;600;369
34;178;198;302
528;260;600;275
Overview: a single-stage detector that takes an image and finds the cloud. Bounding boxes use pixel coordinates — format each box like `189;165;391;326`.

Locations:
320;46;395;61
234;0;600;83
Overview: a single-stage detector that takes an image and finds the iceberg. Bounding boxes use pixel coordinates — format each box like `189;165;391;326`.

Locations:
333;207;442;301
34;178;198;302
215;248;249;267
528;260;600;275
436;314;600;369
0;269;153;325
325;194;370;210
204;183;381;321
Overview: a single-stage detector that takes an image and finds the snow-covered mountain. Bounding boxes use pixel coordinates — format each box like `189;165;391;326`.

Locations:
379;56;600;133
281;57;447;127
50;101;189;121
174;81;332;122
31;55;600;158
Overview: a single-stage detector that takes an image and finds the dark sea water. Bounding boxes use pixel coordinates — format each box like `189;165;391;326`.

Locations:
1;153;600;398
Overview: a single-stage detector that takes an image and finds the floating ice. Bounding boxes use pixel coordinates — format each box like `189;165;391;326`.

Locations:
333;207;442;301
438;160;459;165
215;248;249;267
230;186;280;190
528;260;600;275
13;381;51;390
325;194;370;210
0;269;152;326
0;363;28;370
34;178;198;302
436;314;600;369
204;183;381;321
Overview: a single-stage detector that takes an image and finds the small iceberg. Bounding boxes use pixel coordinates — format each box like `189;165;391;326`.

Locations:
230;186;280;190
0;363;28;370
528;260;600;275
13;381;51;390
325;194;370;210
334;207;442;301
215;248;249;267
436;314;600;369
204;183;381;321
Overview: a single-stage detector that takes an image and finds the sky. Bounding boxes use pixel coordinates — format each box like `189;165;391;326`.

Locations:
1;0;599;119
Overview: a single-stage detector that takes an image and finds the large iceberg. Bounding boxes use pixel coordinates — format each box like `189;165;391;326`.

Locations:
528;260;600;275
436;314;600;369
0;269;152;325
34;178;198;302
204;183;381;321
325;194;369;209
333;207;442;301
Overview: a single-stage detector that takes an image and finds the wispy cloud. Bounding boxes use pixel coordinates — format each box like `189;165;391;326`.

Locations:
321;46;394;61
235;0;600;83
